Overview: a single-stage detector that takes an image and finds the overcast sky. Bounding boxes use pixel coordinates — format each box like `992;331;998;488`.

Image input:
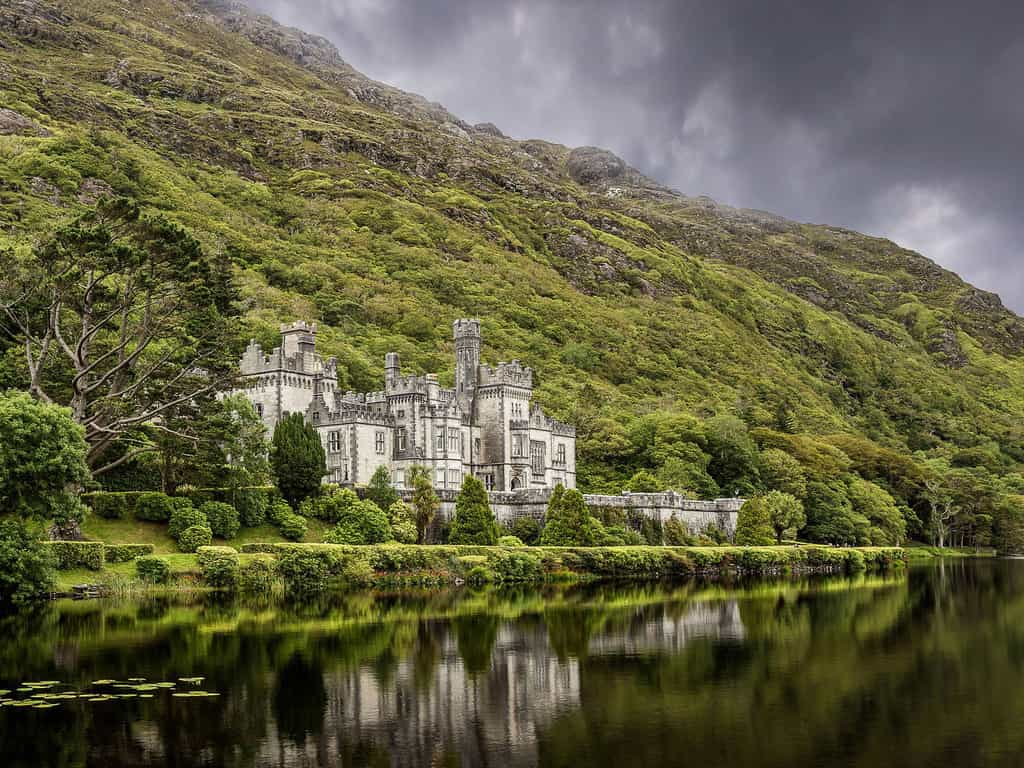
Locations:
248;0;1024;312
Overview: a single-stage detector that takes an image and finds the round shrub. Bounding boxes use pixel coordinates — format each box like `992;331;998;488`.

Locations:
323;499;391;544
135;492;176;522
498;535;525;547
234;488;269;527
197;546;240;589
279;513;308;541
136;556;171;584
466;565;494;585
509;516;541;545
300;485;359;523
199;501;240;540
169;504;207;540
267;498;293;526
276;550;331;595
178;525;213;553
86;492;130;520
0;519;56;606
238;556;276;592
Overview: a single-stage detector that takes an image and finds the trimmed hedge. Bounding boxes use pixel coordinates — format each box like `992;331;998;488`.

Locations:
239;543;906;585
83;492;134;520
103;544;155;563
136;556;170;584
134;492;175;522
169;506;208;540
238;556;276;592
178;487;276;523
198;501;240;540
44;541;104;570
279;513;308;541
178;525;213;553
196;546;239;589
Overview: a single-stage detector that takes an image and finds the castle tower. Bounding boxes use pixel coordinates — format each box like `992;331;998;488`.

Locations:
281;321;317;359
385;352;401;390
453;319;481;403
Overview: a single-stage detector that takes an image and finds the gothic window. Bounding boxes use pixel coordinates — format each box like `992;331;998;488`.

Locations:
530;440;546;474
396;428;407;452
448;469;462;486
397;409;406;418
513;434;526;457
482;473;495;491
556;443;566;465
255;403;263;418
436;427;445;452
448;430;459;452
328;431;341;452
375;431;385;454
435;467;446;487
474;438;481;458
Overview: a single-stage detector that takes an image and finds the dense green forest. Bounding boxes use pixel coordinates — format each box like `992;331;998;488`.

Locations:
1;0;1023;547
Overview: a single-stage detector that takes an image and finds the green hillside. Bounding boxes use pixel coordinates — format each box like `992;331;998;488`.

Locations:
1;0;1023;544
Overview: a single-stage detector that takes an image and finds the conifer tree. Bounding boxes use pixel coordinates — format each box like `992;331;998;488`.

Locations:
270;413;326;506
734;496;776;545
449;475;498;545
540;487;597;546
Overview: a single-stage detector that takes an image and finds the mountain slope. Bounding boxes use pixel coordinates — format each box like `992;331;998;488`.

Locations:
1;0;1022;498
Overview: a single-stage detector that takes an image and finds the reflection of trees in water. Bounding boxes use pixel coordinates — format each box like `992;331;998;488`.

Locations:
273;652;327;747
18;568;1024;768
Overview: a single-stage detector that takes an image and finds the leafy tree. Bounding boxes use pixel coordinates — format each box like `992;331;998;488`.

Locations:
540;488;597;546
735;496;776;545
657;448;720;498
324;498;391;544
802;478;867;545
300;485;359;523
449;475;498;545
993;495;1024;555
763;490;806;543
0;518;55;606
846;476;905;545
387;501;418;544
705;415;761;495
271;413;326;505
0;198;238;474
624;470;662;493
409;465;439;543
759;448;808;499
0;391;89;536
921;459;959;548
366;465;400;512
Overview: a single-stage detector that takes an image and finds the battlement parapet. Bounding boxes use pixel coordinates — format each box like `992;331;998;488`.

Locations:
478;359;533;388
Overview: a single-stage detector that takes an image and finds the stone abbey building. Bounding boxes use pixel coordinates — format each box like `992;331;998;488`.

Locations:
237;319;576;493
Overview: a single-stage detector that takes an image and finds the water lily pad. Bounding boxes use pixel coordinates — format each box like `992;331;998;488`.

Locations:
88;696;113;702
138;694;155;699
154;682;176;688
0;690;9;696
179;677;204;684
91;679;116;686
33;702;59;709
128;677;146;682
12;700;37;707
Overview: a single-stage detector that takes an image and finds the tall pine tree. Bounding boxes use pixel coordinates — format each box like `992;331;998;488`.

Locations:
449;475;498;545
271;413;326;506
540;487;598;546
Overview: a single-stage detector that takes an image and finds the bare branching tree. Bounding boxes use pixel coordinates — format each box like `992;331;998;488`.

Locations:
0;198;238;475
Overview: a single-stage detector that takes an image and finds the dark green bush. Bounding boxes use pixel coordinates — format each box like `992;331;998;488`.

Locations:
44;541;104;570
466;565;494;585
276;549;335;595
508;516;541;546
178;525;213;553
0;519;55;605
136;556;171;584
267;498;293;526
238;556;276;592
134;492;175;522
490;550;542;581
84;492;130;520
198;501;240;540
279;513;308;541
103;544;155;563
197;546;240;589
234;488;270;527
169;505;208;540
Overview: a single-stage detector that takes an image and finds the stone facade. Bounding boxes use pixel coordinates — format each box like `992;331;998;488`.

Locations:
237;319;576;492
408;487;743;537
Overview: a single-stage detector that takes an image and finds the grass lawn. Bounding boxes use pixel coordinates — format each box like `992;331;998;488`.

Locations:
80;516;334;552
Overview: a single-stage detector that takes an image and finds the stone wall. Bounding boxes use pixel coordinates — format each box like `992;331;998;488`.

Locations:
396;487;743;539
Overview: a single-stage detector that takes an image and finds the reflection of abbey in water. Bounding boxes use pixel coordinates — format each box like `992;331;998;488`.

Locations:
238;319;576;492
255;600;745;768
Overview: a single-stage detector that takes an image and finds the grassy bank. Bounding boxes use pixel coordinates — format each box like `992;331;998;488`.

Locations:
903;544;997;562
52;542;905;595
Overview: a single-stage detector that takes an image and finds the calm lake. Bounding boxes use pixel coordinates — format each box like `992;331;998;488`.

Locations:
0;559;1021;767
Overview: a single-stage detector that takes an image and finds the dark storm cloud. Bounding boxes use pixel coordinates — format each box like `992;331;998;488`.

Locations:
247;0;1024;311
